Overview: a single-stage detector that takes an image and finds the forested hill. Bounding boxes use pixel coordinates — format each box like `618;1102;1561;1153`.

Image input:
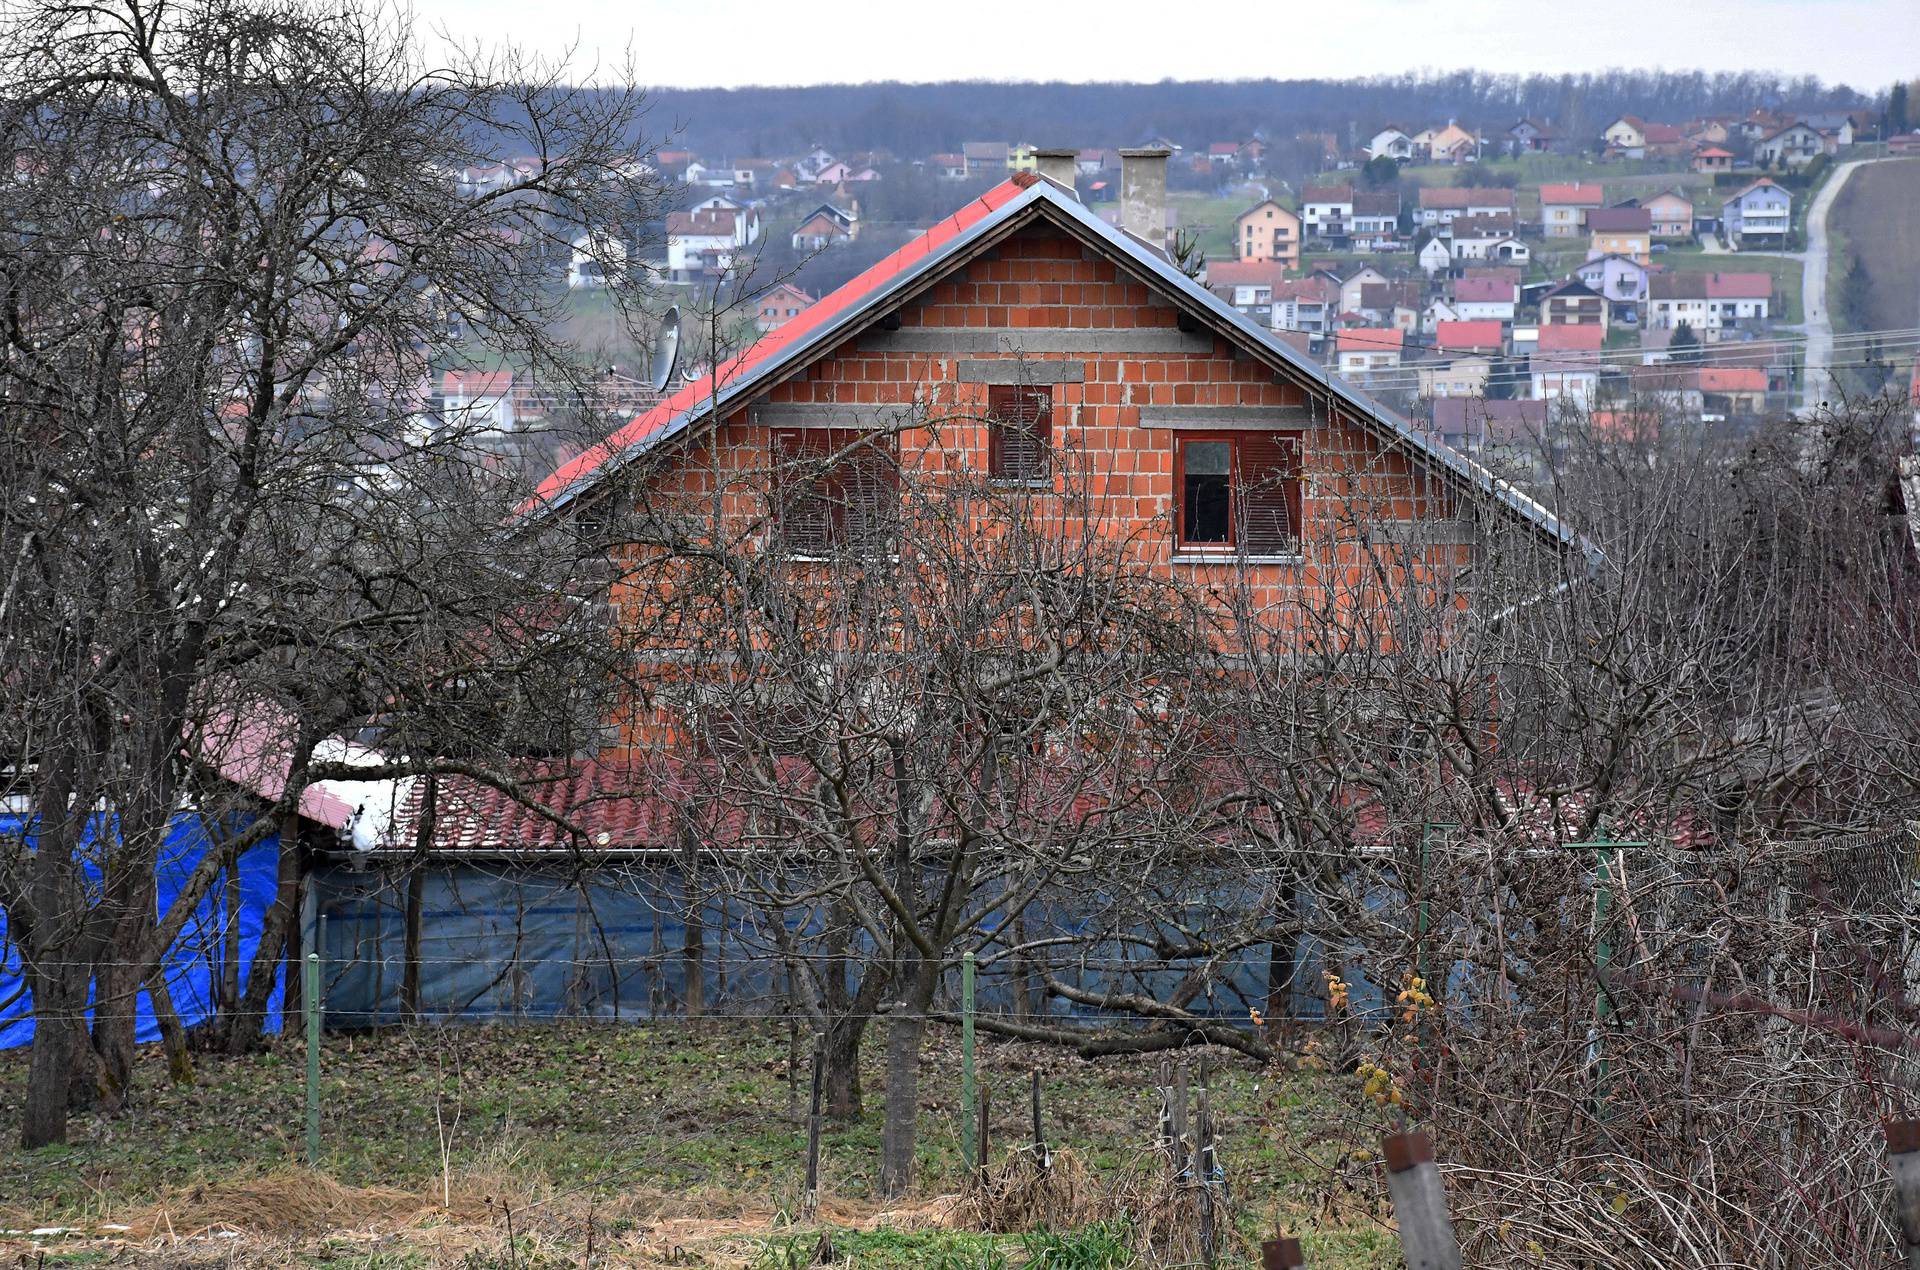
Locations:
640;71;1875;156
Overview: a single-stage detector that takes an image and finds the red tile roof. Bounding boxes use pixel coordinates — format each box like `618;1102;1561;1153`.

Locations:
529;179;1034;510
1435;319;1505;351
1419;187;1514;209
1205;259;1292;288
1537;324;1605;352
1698;367;1766;393
1538;182;1607;206
1453;277;1516;304
1337;328;1403;355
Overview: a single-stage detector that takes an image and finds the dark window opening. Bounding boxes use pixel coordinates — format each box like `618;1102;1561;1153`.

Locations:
988;384;1052;482
1176;432;1303;555
1181;440;1232;544
774;428;898;555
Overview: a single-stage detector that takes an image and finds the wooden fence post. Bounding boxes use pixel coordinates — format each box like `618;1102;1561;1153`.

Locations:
1885;1118;1920;1268
1381;1129;1460;1270
803;1033;825;1217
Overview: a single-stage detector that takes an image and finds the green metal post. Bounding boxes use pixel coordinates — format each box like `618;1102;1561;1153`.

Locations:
961;952;977;1171
1566;828;1647;1116
305;951;321;1168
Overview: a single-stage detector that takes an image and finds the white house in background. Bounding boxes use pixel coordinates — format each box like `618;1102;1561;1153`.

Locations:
1301;185;1356;241
1418;355;1492;399
1722;179;1792;250
1338;266;1389;317
1423;297;1464;334
1452;276;1517;322
684;161;756;188
1647;271;1774;339
1531;359;1600;406
1270;279;1337;335
441;370;516;431
1419;237;1453;276
1336;327;1404;376
1753;121;1835;169
567;232;628;289
1416;187;1515;229
665;205;762;280
1366;128;1413;160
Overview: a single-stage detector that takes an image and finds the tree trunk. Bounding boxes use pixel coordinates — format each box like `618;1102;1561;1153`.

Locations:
681;834;705;1017
145;968;194;1084
824;1012;866;1119
402;865;425;1019
21;965;84;1148
226;822;302;1055
877;997;931;1198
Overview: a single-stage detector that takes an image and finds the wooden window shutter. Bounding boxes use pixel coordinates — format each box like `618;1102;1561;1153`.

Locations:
1236;431;1303;555
988;384;1051;481
774;428;897;554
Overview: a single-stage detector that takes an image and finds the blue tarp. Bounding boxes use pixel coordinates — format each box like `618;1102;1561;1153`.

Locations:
0;812;286;1048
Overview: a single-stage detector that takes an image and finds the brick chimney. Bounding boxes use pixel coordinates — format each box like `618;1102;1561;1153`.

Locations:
1118;146;1170;248
1030;147;1080;197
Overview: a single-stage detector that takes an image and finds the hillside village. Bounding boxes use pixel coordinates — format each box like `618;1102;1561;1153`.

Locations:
443;103;1918;478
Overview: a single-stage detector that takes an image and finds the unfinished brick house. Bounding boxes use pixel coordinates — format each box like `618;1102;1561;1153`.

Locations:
304;150;1581;1023
535;149;1574;629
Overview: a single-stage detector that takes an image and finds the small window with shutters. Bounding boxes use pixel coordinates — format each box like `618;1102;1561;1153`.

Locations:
987;384;1051;483
1174;431;1303;556
773;428;898;556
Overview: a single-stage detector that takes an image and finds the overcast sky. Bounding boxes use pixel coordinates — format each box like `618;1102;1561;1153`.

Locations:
415;0;1916;91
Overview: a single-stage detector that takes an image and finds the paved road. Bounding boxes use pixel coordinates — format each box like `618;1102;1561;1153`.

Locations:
1800;157;1885;412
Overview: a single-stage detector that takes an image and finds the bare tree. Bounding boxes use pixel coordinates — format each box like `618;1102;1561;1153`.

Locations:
0;0;663;1146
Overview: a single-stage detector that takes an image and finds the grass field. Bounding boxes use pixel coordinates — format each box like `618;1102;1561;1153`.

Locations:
1827;158;1920;334
0;1023;1401;1268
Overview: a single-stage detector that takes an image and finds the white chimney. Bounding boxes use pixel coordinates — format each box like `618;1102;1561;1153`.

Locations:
1030;147;1080;198
1118;146;1170;248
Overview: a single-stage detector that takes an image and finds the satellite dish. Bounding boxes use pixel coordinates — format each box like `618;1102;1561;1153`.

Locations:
650;306;682;393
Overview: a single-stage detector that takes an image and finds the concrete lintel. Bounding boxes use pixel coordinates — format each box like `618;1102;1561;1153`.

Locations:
956;359;1086;384
1138;405;1314;429
859;328;1212;354
747;402;917;429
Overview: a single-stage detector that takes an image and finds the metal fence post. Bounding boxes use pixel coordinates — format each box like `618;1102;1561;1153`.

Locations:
304;951;321;1168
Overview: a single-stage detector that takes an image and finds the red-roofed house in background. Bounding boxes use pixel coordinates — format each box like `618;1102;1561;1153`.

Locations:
1334;327;1404;378
754;283;815;333
1539;183;1606;237
1234;199;1301;266
666;205;762;281
1692;146;1735;174
1537;323;1606;354
1648;272;1774;340
1697;366;1768;416
1435;319;1505;355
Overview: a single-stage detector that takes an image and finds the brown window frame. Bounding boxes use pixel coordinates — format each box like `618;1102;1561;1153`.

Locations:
1173;430;1304;557
987;384;1053;484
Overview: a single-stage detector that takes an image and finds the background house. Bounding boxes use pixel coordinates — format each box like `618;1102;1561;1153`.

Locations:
1234;199;1301;265
1722;179;1791;250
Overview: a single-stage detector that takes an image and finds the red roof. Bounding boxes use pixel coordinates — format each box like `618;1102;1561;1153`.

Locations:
529;178;1034;509
1698;367;1766;393
1537;324;1605;352
1538;182;1607;206
1206;259;1292;288
1695;146;1734;158
1419;187;1514;210
1454;277;1516;304
1435;319;1505;351
1337;327;1404;353
443;369;513;396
